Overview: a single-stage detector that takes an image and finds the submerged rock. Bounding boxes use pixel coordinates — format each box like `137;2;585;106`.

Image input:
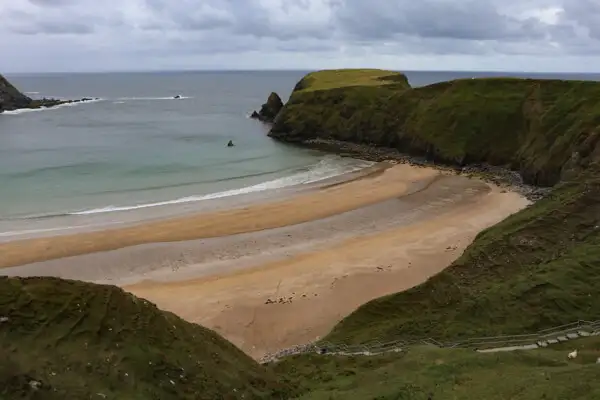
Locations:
250;92;283;123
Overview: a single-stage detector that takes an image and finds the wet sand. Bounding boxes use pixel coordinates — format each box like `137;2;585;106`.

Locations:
1;163;530;359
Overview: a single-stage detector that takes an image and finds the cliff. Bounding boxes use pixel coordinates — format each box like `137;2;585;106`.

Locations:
0;74;33;112
265;69;600;346
269;69;600;186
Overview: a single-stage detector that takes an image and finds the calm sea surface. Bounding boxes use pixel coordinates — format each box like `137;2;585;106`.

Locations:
1;70;599;236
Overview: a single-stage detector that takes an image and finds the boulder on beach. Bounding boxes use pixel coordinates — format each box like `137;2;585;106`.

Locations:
250;92;283;123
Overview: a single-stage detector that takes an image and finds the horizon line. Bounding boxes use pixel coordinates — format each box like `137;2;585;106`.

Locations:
4;68;600;76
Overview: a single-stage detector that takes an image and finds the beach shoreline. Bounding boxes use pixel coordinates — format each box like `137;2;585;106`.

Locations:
289;138;551;201
1;160;531;359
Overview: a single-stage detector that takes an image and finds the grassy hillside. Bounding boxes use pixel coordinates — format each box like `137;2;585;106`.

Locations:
267;69;600;345
291;69;410;93
325;164;600;345
0;277;289;400
273;336;600;399
270;70;600;186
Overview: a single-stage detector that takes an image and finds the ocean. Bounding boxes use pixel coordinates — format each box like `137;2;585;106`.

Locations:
2;70;599;237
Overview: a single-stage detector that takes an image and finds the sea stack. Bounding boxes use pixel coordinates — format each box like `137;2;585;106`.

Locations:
250;92;284;123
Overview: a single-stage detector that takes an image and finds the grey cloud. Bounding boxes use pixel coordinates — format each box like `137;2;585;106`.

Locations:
28;0;75;6
334;0;547;41
11;20;93;35
1;0;600;73
561;0;600;40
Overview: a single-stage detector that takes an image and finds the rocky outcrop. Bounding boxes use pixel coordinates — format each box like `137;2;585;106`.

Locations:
0;74;32;112
0;73;99;113
250;92;284;123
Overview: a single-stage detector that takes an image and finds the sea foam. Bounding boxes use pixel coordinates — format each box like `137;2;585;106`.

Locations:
71;156;374;215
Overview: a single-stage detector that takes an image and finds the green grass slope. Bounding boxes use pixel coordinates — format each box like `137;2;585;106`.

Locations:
267;69;600;345
273;336;600;399
291;69;410;93
270;70;600;186
0;277;289;400
325;163;600;346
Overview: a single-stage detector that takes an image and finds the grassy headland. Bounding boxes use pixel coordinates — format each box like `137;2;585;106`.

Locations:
0;277;290;399
270;70;600;186
267;69;600;345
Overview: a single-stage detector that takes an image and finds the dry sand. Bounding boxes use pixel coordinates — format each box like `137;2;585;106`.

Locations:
1;163;530;359
0;163;426;269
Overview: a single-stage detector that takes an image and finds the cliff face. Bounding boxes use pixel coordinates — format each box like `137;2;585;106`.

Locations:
0;74;32;112
267;69;600;346
269;70;600;186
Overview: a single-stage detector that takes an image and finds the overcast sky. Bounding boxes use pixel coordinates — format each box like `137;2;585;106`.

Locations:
1;0;600;73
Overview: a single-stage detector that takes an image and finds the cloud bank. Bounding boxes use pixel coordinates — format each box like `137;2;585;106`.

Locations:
1;0;599;72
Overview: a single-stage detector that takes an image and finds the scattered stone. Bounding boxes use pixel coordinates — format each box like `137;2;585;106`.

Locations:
29;380;42;390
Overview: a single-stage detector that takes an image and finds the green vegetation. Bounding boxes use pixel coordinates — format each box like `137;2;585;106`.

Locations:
326;164;600;345
273;336;600;399
267;68;600;349
291;69;410;93
0;277;290;400
4;68;600;398
4;274;599;400
271;70;600;186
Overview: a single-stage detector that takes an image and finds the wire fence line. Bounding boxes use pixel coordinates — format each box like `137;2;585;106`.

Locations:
259;319;600;364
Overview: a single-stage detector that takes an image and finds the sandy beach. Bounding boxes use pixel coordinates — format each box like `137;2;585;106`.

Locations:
1;163;530;359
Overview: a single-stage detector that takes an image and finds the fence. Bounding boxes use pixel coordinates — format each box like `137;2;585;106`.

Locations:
259;319;600;364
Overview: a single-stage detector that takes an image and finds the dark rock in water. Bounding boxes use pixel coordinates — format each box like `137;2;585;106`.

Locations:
250;92;283;123
173;95;182;99
227;140;235;147
0;74;32;112
0;73;85;113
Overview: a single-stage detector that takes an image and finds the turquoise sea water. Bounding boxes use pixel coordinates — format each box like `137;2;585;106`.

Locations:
1;70;599;236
